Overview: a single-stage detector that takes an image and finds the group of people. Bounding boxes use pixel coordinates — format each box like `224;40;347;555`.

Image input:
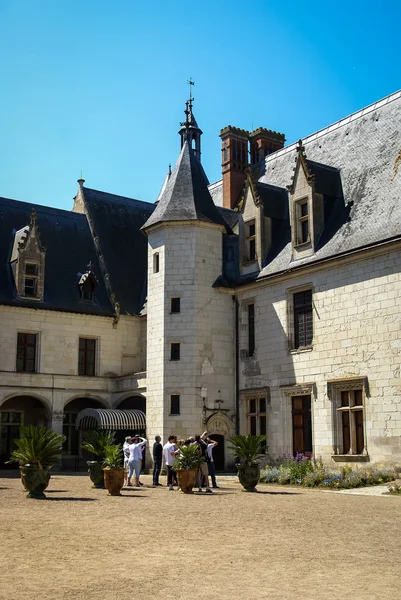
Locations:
123;431;219;492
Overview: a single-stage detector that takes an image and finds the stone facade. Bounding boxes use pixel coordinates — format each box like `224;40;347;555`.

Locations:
237;245;401;463
1;90;401;470
146;222;235;468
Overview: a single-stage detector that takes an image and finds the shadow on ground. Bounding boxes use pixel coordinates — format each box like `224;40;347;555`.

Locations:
45;497;97;502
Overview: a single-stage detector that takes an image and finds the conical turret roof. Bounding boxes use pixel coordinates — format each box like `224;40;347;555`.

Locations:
142;141;226;231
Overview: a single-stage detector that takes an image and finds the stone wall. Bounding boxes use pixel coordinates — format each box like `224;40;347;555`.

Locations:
237;248;401;463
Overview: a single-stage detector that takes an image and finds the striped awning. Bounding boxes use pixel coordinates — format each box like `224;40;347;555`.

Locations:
75;409;146;431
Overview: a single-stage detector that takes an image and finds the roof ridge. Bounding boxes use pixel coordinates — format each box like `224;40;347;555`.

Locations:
83;187;154;208
266;88;401;163
0;196;87;218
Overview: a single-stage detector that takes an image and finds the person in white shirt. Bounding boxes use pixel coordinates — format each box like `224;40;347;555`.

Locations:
123;436;132;486
163;435;178;490
127;435;147;487
206;437;219;489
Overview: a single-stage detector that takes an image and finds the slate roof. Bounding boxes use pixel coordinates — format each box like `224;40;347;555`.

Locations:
210;90;401;282
81;188;154;315
0;197;113;315
142;141;227;230
257;89;401;278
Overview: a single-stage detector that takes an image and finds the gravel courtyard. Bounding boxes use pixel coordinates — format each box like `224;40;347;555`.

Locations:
0;471;399;600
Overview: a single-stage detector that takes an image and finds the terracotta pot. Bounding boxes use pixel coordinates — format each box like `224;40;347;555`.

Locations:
103;468;125;496
20;464;52;499
236;463;260;492
87;461;105;488
177;468;198;494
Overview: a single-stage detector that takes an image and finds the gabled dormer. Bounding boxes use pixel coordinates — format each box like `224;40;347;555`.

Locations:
238;170;289;275
288;140;343;259
10;208;46;301
238;170;265;274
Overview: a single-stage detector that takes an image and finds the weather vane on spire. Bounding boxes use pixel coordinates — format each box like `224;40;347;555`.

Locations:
187;77;195;109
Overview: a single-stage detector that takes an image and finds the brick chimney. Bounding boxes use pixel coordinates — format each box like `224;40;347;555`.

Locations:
249;128;285;165
220;126;249;209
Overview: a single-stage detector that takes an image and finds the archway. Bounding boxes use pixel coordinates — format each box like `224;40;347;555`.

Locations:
0;395;50;469
206;413;234;472
208;434;225;471
63;397;106;470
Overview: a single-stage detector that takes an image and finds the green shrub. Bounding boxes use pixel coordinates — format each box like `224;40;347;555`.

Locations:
8;425;66;469
281;453;315;483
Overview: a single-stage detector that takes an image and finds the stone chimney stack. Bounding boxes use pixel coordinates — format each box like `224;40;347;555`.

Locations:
249;128;285;165
220;126;249;209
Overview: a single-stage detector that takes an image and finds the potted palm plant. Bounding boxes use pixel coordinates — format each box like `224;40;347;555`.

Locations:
228;434;267;492
81;429;116;488
173;444;204;494
7;425;66;499
103;443;125;496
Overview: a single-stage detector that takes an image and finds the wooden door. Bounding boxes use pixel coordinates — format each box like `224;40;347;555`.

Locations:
292;396;312;455
208;434;225;471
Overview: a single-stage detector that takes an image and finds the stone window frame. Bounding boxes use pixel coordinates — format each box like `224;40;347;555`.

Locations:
286;283;314;353
16;331;40;373
245;219;256;263
327;377;369;461
170;297;181;314
240;298;256;359
23;261;40;298
280;382;316;455
153;252;160;274
170;394;180;416
294;197;310;247
78;336;98;377
240;388;269;453
170;342;180;361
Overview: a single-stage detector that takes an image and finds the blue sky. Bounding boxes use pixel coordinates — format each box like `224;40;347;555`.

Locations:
0;0;400;210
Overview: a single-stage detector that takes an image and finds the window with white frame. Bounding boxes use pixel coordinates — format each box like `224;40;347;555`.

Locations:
328;379;367;457
245;220;256;262
24;262;39;297
295;199;309;245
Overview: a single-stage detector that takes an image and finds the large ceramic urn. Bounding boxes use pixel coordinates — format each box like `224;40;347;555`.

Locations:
20;464;52;499
87;461;106;488
236;463;260;492
103;468;125;496
176;468;198;494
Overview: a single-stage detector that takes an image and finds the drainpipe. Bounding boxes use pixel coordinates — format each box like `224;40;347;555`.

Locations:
234;296;240;434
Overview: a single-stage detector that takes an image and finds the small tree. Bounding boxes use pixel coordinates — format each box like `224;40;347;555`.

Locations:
81;430;116;460
8;425;66;469
228;435;267;466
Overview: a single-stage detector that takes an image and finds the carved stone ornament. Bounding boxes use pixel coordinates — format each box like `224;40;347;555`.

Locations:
51;411;65;422
280;382;317;400
206;413;232;436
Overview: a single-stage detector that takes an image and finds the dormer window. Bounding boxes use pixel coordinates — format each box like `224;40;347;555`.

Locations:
78;262;97;302
24;263;39;297
10;209;46;301
246;220;256;261
295;199;309;245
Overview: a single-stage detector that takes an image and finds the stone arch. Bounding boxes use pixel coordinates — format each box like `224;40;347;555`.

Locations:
63;394;108;410
0;393;52;468
62;395;109;470
0;392;52;416
206;412;234;471
206;412;233;437
114;394;146;413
